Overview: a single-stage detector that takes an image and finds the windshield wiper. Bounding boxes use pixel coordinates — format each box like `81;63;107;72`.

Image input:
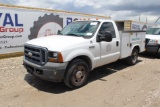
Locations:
57;30;63;35
65;33;82;37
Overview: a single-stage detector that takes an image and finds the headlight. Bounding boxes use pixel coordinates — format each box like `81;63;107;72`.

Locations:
49;52;58;58
149;39;158;44
48;51;63;63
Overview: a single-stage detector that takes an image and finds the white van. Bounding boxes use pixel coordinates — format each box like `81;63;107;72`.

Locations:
145;26;160;57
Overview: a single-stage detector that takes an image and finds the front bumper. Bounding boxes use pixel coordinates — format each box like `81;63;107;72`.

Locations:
145;44;160;53
23;58;68;82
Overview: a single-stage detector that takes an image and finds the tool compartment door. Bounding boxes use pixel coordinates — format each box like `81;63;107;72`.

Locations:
120;31;145;59
119;31;131;59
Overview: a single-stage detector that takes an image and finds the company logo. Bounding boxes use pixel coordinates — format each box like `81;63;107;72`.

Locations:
28;52;33;56
0;13;24;33
28;14;63;40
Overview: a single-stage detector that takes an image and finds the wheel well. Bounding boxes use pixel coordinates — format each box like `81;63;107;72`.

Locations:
69;56;92;71
134;46;140;53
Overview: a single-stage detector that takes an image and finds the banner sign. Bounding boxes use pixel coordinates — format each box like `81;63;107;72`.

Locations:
131;21;153;31
0;6;109;55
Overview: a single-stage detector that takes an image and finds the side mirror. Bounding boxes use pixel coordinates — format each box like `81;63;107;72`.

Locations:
57;30;61;35
104;31;112;42
97;31;112;42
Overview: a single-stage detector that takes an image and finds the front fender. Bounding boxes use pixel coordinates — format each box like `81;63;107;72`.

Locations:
63;49;95;70
131;44;140;53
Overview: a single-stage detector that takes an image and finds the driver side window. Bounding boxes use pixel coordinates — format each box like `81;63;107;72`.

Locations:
99;22;116;38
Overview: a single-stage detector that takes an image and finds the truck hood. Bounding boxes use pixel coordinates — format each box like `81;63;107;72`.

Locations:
146;34;160;40
26;35;89;51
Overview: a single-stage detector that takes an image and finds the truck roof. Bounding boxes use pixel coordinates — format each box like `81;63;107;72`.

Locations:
76;19;113;22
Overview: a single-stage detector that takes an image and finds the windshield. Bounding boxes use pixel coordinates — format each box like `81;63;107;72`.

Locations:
146;28;160;35
60;21;100;38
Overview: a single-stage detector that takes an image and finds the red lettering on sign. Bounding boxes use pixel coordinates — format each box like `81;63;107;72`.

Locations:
0;27;23;33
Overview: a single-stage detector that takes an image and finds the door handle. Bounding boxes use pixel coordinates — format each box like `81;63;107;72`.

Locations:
116;41;119;47
89;46;95;49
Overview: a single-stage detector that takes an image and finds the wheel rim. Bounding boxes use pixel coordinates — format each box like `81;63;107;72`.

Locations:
72;66;86;86
132;51;138;63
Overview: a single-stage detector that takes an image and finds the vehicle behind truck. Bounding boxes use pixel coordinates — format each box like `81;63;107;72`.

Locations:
23;20;145;88
145;26;160;58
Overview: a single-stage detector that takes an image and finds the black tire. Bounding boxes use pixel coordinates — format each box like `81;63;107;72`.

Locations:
157;52;160;58
126;49;138;65
64;59;89;89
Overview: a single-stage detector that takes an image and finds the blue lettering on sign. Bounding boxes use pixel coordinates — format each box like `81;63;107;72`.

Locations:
15;14;23;26
0;13;2;18
67;18;72;25
132;24;140;30
3;13;14;26
0;13;24;33
0;13;23;27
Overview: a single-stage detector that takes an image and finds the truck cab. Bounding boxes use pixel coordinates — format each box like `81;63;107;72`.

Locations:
23;20;145;88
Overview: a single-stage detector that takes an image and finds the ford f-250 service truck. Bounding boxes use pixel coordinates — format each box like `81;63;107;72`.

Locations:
145;26;160;58
23;20;145;88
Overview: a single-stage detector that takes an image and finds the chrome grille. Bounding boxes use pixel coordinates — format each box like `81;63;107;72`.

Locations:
24;44;48;65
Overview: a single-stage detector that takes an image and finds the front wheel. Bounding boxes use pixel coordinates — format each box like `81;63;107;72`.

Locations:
126;49;138;65
64;59;89;89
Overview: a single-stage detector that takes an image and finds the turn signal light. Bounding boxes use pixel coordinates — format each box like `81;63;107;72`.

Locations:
58;52;63;63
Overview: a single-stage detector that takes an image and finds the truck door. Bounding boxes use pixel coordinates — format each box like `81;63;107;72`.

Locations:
98;22;120;66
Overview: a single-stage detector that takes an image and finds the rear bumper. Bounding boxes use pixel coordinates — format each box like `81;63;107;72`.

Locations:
23;58;68;82
145;44;160;53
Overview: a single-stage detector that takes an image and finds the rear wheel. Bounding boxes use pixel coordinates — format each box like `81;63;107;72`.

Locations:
157;52;160;58
126;49;138;65
64;59;89;89
157;48;160;58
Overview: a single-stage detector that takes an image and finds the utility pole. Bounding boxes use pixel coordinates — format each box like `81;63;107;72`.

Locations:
146;17;147;23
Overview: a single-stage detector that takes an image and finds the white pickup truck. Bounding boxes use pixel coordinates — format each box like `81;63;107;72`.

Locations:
23;20;145;88
145;26;160;58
